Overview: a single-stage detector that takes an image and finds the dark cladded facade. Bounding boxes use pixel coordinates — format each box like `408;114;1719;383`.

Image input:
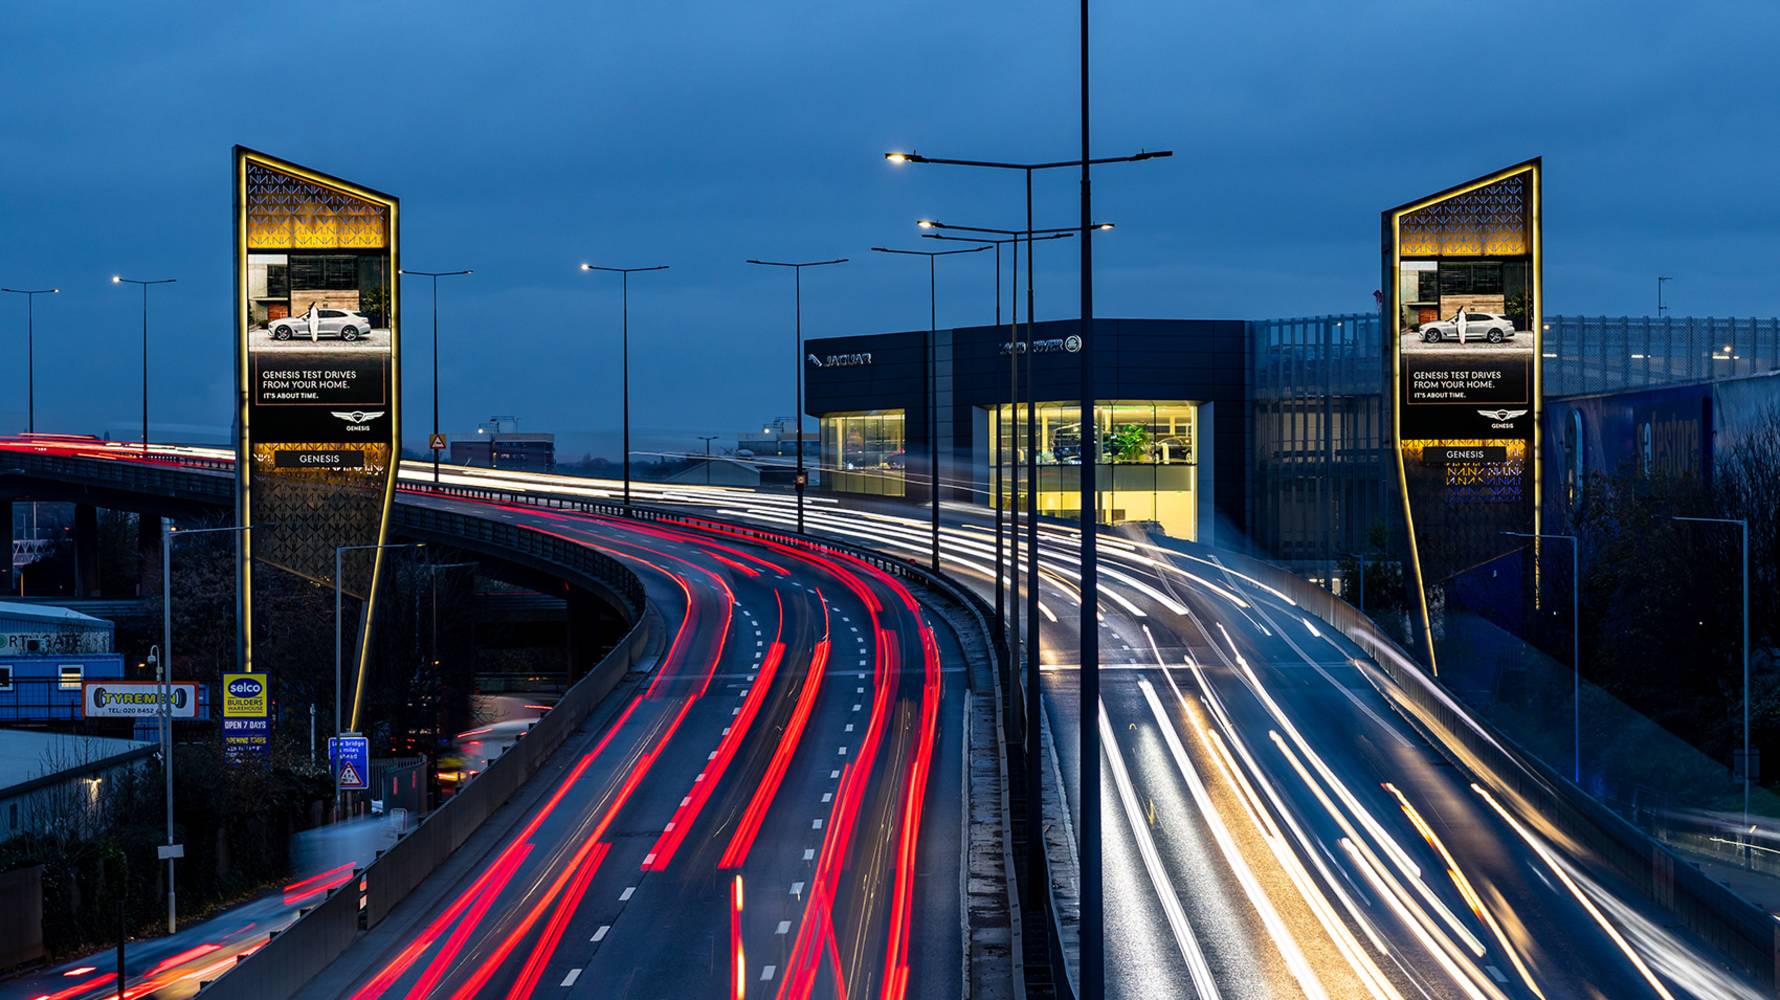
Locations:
804;318;1250;545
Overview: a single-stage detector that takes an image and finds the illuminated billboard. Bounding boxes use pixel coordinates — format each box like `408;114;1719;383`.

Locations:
1384;159;1541;668
234;147;399;730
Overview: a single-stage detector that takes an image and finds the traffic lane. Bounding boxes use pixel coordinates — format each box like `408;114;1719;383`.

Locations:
1224;582;1765;999
313;513;748;997
1168;570;1691;999
3;898;275;1000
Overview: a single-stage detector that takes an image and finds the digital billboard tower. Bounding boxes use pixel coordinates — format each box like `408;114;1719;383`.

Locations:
233;148;399;730
1384;159;1542;669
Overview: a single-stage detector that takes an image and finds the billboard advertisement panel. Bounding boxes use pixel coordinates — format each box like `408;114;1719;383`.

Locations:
234;148;398;731
82;681;199;719
1384;159;1542;667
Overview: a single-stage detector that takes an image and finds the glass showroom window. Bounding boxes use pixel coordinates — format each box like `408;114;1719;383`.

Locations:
820;410;906;497
990;400;1197;539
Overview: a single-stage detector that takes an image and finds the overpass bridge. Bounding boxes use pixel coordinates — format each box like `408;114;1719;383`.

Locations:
4;439;1774;1000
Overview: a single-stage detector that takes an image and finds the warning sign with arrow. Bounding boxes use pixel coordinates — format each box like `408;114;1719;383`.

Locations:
429;433;447;451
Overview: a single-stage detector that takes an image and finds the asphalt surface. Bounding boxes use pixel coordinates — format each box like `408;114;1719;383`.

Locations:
295;498;966;999
0;441;1764;999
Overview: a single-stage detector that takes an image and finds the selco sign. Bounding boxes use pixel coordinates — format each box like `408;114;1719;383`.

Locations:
82;681;199;719
223;672;269;718
999;335;1082;355
806;352;872;368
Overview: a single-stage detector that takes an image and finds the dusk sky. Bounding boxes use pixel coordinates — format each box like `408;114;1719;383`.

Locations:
3;1;1774;455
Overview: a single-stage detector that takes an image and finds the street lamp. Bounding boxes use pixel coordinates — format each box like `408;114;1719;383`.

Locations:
697;434;719;485
888;142;1171;999
1504;530;1580;783
579;263;669;510
1657;275;1674;318
112;276;176;453
1;286;58;435
334;540;424;815
397;268;473;483
921;231;1072;654
869;244;989;573
1672;514;1751;861
745;258;848;534
159;520;254;934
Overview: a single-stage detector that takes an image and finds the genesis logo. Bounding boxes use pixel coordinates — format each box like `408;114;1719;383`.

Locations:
1476;408;1528;422
331;410;384;425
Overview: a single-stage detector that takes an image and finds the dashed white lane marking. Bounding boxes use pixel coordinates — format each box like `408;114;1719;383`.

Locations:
829;770;840;779
803;848;815;861
856;686;865;694
852;703;861;711
791;881;805;898
619;886;636;902
722;727;731;736
1486;966;1507;984
695;772;706;782
591;924;610;942
812;818;823;830
821;792;833;803
561;968;582;987
708;751;719;760
838;746;848;756
858;659;867;666
761;966;777;982
844;723;854;733
680;796;691;807
642;852;657;866
731;706;741;716
776;920;792;935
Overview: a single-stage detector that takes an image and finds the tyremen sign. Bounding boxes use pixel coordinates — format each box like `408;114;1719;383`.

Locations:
1384;159;1542;669
82;681;198;719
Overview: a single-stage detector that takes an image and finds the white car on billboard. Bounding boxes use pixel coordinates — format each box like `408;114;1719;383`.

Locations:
1419;311;1517;344
268;309;372;342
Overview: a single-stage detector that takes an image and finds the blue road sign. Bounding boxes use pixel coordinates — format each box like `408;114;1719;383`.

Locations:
329;733;371;791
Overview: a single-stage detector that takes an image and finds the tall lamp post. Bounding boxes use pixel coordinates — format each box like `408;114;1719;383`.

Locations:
1504;530;1581;783
698;434;719;485
1657;275;1674;318
889;142;1171;1000
745;258;848;534
579;263;669;510
1673;514;1751;860
869;244;989;572
160;520;253;933
922;231;1072;655
398;268;473;483
1;286;58;434
334;541;424;815
112;276;176;453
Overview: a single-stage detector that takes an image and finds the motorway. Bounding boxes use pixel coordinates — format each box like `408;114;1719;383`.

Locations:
297;498;964;999
1;439;1766;998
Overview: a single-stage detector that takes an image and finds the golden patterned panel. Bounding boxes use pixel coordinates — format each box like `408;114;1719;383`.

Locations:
1399;172;1528;258
246;160;389;251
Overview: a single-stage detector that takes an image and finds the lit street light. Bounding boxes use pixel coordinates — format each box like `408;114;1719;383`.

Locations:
159;520;254;934
745;257;848;534
579;263;670;510
398;268;473;483
1672;514;1751;863
1504;530;1581;783
1;286;58;435
887;139;1172;999
869;243;989;572
334;541;424;816
112;276;176;453
919;231;1071;646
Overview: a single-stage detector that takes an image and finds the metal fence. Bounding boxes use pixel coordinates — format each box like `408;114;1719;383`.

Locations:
1544;315;1780;396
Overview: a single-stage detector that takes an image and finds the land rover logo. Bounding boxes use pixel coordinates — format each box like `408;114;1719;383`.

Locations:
228;677;264;698
1063;335;1082;352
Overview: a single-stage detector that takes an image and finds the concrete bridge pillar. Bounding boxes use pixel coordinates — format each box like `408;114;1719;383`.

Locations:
73;502;99;598
137;513;162;598
1;499;13;595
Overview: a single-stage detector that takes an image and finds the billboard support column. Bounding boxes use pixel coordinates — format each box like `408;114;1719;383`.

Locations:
1384;159;1544;673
